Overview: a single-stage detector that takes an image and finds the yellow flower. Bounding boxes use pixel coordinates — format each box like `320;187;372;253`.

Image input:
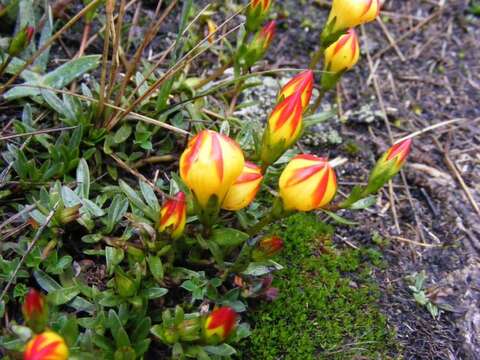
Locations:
327;0;380;33
260;93;304;167
24;331;69;360
180;130;244;209
158;192;187;239
278;70;314;109
324;28;360;74
279;154;337;211
222;162;263;211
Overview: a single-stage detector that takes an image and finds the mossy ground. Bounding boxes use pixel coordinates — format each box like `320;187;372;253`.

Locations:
239;213;397;359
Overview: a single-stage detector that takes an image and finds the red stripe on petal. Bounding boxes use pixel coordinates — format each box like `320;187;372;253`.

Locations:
211;133;224;182
235;172;263;184
286;163;325;187
350;30;358;61
312;168;330;208
294;154;326;162
333;31;352;56
182;131;206;177
362;0;374;15
387;139;412;163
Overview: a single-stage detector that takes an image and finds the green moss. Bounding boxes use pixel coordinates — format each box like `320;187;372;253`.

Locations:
239;213;396;359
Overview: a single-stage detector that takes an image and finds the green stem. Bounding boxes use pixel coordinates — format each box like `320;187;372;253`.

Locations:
309;45;325;69
307;88;325;115
0;55;12;77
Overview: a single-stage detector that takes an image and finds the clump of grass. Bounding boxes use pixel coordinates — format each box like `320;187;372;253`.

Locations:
239;213;397;360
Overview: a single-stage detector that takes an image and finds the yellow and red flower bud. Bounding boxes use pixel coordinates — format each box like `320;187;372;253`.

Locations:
279;154;337;211
240;21;276;69
246;0;272;32
204;307;237;344
222;162;263;211
367;139;412;193
327;0;380;34
278;70;314;109
252;235;284;261
324;28;360;74
180;130;245;210
24;331;69;360
321;29;360;91
158;192;187;239
260;93;304;167
8;26;35;57
22;289;48;333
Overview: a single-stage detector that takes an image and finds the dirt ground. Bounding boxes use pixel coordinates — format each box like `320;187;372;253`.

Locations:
268;0;480;358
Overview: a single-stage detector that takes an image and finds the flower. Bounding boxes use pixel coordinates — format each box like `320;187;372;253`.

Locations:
324;28;360;74
24;331;69;360
252;235;284;261
260;93;304;167
240;21;276;69
278;70;314;109
327;0;380;33
321;29;360;91
180;130;244;210
222;162;263;211
367;139;412;193
206;19;217;44
8;26;35;57
158;192;187;239
204;307;237;344
22;289;48;333
279;154;337;211
246;0;272;32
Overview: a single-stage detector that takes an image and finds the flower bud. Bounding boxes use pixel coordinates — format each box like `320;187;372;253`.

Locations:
222;162;263;211
57;204;81;225
178;318;202;342
322;29;359;91
22;289;48;333
203;307;237;344
180;130;245;210
366;139;412;193
158;192;187;239
278;70;314;109
326;0;380;34
246;0;272;32
206;19;217;44
279;154;337;211
8;26;34;57
24;331;69;360
240;21;276;69
252;235;284;261
260;93;303;167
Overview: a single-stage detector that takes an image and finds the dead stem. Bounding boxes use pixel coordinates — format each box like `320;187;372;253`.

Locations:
0;0;103;95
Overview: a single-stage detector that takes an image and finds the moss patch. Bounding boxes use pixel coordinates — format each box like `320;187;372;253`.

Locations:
239;213;396;359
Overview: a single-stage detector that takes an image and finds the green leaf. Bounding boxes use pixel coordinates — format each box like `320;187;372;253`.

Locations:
140;181;160;214
48;286;80;305
76;159;90;199
141;287;168;299
350;195;377;210
321;210;358;226
108;310;131;348
211;228;249;248
203;344;237;357
147;255;164;282
34;269;61;292
40;89;76;120
119;180;156;220
105;195;128;233
113;124;132;144
4;55;101;100
241;260;284;276
106;247;124;276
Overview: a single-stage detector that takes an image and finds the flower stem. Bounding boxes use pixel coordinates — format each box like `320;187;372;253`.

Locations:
309;45;325;69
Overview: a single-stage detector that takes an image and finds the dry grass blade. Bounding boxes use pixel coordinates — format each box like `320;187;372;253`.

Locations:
0;0;103;95
0;126;78;141
0;205;36;231
5;83;190;135
106;21;244;130
0;202;59;302
114;0;178;108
